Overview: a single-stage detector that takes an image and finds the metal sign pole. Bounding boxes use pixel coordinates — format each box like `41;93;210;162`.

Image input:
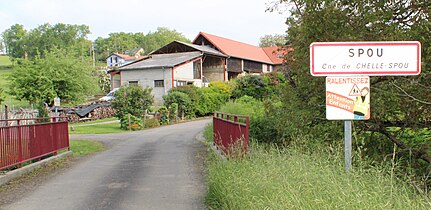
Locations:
55;106;58;122
344;120;352;172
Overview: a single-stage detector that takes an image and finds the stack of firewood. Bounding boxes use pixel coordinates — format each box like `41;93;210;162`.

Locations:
88;106;116;119
63;101;117;123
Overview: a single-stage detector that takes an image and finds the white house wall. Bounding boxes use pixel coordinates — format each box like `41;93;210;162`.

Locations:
174;62;193;80
107;55;126;67
121;68;172;105
174;61;203;88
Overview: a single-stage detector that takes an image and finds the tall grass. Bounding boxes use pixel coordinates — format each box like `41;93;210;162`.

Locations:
206;135;431;209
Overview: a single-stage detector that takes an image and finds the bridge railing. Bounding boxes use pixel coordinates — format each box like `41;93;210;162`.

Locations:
0;117;69;170
213;112;249;157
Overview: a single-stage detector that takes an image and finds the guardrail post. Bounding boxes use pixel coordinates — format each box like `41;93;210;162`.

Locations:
17;119;23;168
245;116;250;151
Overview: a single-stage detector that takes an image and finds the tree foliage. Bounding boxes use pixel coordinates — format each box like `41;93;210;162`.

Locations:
269;0;431;186
259;34;286;47
9;49;98;105
94;27;190;61
142;27;190;53
1;24;27;58
2;23;91;59
232;73;286;100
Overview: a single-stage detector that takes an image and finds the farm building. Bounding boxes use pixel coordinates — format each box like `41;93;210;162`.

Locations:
108;32;288;103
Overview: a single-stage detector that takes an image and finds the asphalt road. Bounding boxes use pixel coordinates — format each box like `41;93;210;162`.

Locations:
4;119;211;210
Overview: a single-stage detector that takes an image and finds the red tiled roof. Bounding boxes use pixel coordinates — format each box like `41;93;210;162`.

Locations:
262;46;291;65
193;32;273;64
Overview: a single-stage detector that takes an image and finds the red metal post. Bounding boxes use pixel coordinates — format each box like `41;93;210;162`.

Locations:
17;119;22;168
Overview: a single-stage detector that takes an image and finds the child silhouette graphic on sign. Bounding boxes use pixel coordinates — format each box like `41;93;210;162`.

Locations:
353;87;370;119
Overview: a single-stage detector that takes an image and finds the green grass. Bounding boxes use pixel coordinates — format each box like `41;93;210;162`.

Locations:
69;121;126;134
70;140;106;156
205;129;431;209
0;55;12;66
70;117;117;125
0;69;11;87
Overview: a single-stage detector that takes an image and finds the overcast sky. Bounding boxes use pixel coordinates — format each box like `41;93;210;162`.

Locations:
0;0;288;46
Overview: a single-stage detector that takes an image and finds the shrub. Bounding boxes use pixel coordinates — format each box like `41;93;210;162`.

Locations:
169;103;179;122
157;106;170;125
163;91;193;119
144;118;160;128
112;85;154;128
209;81;233;96
169;85;199;114
120;114;143;130
231;73;286;101
232;75;271;100
219;96;264;118
195;87;229;116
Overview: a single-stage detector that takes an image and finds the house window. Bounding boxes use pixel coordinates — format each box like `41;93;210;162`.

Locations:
176;80;187;87
129;81;138;86
154;80;164;87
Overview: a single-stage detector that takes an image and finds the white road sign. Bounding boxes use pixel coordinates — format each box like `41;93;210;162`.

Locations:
54;97;61;107
326;76;370;120
310;41;421;76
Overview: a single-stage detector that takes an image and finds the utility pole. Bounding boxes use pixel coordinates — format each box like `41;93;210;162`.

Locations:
92;43;96;69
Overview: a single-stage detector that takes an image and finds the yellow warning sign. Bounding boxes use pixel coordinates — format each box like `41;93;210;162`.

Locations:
326;76;370;120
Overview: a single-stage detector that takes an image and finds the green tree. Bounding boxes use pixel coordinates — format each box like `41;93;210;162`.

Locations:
1;24;27;58
23;23;91;59
9;49;98;105
111;85;154;128
2;23;91;59
259;34;286;47
270;0;431;185
94;27;190;61
142;27;190;53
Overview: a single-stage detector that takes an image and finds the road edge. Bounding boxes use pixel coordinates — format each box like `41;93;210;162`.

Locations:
195;131;226;161
0;151;72;186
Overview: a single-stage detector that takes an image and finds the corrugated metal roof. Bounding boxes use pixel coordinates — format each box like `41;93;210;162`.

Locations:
193;32;273;64
173;41;227;57
119;52;202;70
150;41;227;58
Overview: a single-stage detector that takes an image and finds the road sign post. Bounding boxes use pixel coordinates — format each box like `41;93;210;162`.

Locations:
344;120;352;172
310;41;421;172
54;97;60;122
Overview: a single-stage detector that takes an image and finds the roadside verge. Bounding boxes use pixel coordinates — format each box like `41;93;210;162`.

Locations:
0;151;72;186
